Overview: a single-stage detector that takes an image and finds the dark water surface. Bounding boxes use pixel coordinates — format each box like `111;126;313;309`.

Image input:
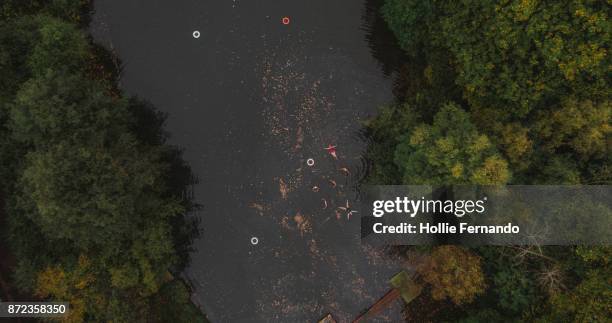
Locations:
92;1;404;321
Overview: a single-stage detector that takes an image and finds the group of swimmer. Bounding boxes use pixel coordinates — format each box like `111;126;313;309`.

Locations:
308;144;357;220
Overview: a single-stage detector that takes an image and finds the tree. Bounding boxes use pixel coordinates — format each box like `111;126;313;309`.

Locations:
543;246;612;322
10;71;128;149
381;0;437;52
416;245;486;305
394;103;510;185
381;0;610;184
546;268;612;322
534;99;611;161
36;255;96;323
363;103;422;184
384;0;610;117
18;137;181;251
27;15;89;77
0;5;202;321
376;0;611;321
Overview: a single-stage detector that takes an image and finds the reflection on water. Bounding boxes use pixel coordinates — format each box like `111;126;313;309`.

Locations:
353;129;375;185
91;0;405;321
362;0;406;77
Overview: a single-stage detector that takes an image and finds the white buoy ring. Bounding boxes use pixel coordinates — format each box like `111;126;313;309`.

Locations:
250;237;259;245
193;30;201;38
306;158;315;167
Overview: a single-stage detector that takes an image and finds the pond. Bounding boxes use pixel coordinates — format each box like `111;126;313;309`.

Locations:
91;0;405;321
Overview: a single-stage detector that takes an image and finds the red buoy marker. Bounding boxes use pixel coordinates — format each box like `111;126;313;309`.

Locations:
282;17;290;25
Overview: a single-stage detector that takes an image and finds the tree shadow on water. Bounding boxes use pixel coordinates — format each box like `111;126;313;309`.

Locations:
361;0;406;78
128;98;201;271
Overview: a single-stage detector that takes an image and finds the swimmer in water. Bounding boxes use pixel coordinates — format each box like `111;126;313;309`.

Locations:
312;186;320;192
338;200;350;212
321;198;328;209
339;167;350;176
346;210;358;220
337;200;358;220
328;179;337;188
325;144;338;159
335;208;342;220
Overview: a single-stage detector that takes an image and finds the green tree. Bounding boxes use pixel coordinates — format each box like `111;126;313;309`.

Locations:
0;4;202;321
18;138;182;250
394;103;510;185
546;268;612;322
0;17;38;104
10;71;128;149
28;15;89;77
363;103;422;184
384;0;610;117
535;99;610;160
381;0;437;52
375;0;611;321
381;0;610;184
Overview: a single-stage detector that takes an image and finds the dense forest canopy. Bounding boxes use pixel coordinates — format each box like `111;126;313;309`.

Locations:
374;0;610;185
367;0;611;321
0;1;204;322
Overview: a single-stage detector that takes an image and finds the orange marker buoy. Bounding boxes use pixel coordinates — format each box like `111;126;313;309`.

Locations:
282;17;290;25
